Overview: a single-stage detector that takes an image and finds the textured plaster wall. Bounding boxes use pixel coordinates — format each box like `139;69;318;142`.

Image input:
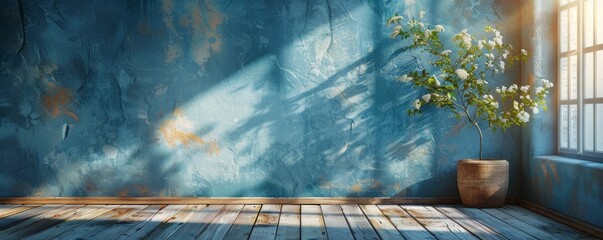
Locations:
521;0;603;228
0;0;523;197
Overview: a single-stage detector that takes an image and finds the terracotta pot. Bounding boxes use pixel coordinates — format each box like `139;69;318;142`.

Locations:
457;159;509;208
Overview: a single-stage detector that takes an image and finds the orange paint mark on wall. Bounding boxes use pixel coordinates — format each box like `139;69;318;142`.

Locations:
208;141;220;155
351;184;363;193
159;119;206;147
41;83;79;121
159;108;205;148
188;0;224;67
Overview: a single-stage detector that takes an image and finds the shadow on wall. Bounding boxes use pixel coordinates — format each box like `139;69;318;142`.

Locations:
0;0;520;197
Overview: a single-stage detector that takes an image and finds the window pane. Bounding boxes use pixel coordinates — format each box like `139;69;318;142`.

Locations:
561;10;568;52
561;105;569;148
585;0;594;47
597;104;603;152
586;52;594;99
561;57;568;100
598;51;603;97
570;7;577;51
585;104;594;151
570;104;578;149
598;0;603;45
570;55;578;99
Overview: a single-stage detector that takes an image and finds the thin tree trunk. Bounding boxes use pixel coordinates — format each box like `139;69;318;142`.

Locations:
470;121;483;160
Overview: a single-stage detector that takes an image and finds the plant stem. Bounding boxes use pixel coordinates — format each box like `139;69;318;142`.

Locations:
470;120;484;160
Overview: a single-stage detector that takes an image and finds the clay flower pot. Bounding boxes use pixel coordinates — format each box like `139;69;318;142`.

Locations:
457;159;509;208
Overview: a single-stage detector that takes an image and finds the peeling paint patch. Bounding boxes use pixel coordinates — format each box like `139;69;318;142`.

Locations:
41;83;79;121
351;183;362;193
188;0;224;67
207;141;220;155
158;109;205;148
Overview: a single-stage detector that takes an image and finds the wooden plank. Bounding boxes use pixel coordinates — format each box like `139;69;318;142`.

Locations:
459;207;538;240
115;204;185;240
5;205;100;239
24;205;119;240
223;205;261;239
0;205;61;230
435;206;506;240
275;205;300;240
300;205;327;240
320;205;354;240
248;204;281;240
340;204;380;240
0;205;82;239
0;205;39;218
50;205;147;240
142;205;207;240
84;205;164;239
502;205;597;240
519;200;603;238
197;204;245;240
360;205;404;240
167;204;224;239
481;208;561;239
0;197;464;205
377;205;435;240
403;205;478;240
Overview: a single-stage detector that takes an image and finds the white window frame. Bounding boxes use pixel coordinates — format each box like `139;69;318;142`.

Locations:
558;0;603;161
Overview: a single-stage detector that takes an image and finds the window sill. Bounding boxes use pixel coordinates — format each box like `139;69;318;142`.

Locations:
534;155;603;169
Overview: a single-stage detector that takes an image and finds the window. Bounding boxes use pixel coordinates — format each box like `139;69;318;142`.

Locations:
559;0;603;160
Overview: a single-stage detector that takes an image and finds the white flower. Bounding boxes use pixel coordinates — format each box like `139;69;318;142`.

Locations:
438;73;448;79
536;87;544;93
441;50;452;56
413;99;422;109
513;101;519;110
501;86;507;92
521;49;528;56
509;84;518;92
398;74;413;82
420;11;426;18
476;79;484;84
477;40;484;49
502;50;509;59
532;107;539;114
454;29;472;47
499;61;505;71
496;87;501;93
455;68;469;80
518;111;530;123
491;102;499;108
418;22;424;28
424;29;432;38
520;85;530;92
390;25;402;38
542;79;554;88
434;25;445;32
387;16;403;25
485;53;494;59
487;40;496;48
494;36;503;46
422;94;431;102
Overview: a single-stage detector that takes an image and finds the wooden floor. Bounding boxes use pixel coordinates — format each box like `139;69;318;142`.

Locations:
0;204;598;240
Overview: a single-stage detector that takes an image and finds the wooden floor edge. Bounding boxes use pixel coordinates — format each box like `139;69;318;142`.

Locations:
518;199;603;238
0;197;469;205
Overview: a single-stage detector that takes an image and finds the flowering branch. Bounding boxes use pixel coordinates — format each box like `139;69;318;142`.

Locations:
388;12;554;160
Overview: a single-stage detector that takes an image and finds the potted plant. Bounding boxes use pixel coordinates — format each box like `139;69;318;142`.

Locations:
387;12;553;207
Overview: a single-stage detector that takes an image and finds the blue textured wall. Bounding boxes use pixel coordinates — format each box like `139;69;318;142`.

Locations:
0;0;522;197
520;0;603;228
